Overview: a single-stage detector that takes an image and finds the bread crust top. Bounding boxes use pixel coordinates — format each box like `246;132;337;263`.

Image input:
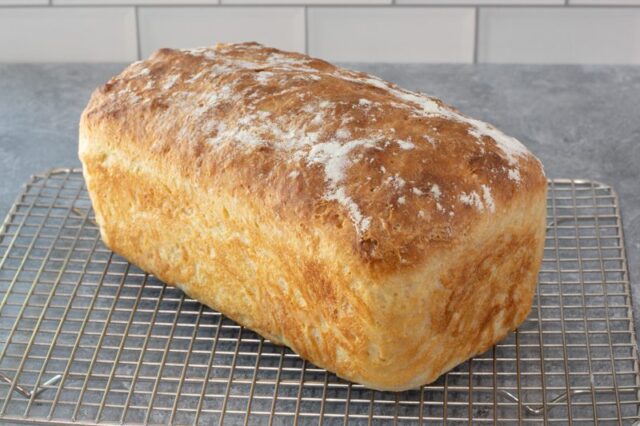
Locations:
80;42;546;274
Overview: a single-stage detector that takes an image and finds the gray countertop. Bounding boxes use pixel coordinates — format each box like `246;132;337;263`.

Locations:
0;63;638;336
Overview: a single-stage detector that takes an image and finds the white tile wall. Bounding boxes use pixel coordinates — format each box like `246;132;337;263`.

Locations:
1;1;640;63
571;0;640;4
308;7;475;63
56;0;218;4
223;0;390;3
398;0;561;4
478;7;640;64
0;0;47;5
138;7;304;58
0;7;137;62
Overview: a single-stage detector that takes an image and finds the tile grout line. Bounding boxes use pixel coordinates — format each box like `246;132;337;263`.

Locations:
134;5;141;60
3;3;640;8
473;6;479;64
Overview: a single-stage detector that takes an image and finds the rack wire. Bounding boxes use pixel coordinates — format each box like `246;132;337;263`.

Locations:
0;168;638;424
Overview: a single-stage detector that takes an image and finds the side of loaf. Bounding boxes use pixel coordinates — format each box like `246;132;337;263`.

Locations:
79;42;547;391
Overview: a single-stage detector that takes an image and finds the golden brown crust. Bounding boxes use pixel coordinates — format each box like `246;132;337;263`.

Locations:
79;42;547;391
80;42;546;274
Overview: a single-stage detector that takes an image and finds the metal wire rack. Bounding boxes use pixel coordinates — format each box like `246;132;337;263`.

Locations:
0;168;638;425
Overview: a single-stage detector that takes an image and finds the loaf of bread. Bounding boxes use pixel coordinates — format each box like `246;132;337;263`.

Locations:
79;42;547;391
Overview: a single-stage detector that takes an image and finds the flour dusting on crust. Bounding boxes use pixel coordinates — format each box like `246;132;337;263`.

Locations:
95;42;543;238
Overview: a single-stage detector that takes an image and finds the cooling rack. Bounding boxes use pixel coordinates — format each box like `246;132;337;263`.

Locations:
0;168;638;425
